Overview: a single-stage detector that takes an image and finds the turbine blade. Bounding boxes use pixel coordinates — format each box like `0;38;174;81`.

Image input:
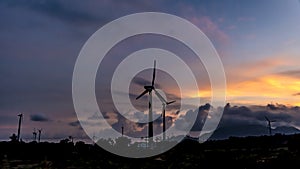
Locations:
167;100;176;105
136;90;148;100
264;116;270;122
151;60;156;87
154;89;167;103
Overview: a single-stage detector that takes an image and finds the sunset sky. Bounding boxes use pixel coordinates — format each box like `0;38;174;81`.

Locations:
0;0;300;141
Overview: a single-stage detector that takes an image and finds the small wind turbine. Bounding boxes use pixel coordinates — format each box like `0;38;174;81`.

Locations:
33;128;37;142
265;116;276;136
154;89;175;141
38;129;42;143
17;113;23;142
136;60;157;144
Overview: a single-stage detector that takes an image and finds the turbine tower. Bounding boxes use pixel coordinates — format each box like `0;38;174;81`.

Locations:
17;113;23;142
265;116;275;136
38;129;42;143
33;128;37;142
154;89;175;141
136;60;157;144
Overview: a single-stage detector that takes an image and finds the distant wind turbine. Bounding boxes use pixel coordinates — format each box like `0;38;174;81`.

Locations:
265;116;276;136
17;113;23;142
38;129;42;143
154;89;175;141
32;128;37;142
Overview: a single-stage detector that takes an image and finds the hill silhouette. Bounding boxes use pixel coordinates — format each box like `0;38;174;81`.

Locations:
210;124;300;140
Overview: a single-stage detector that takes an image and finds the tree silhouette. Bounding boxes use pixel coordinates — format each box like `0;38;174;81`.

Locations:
9;133;18;143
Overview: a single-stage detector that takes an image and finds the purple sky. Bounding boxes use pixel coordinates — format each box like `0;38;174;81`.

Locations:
1;0;300;142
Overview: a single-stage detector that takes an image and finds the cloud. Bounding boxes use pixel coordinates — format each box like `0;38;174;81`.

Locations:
293;93;300;96
66;103;300;140
30;114;50;122
226;71;300;106
189;16;230;45
190;104;210;131
1;0;100;25
208;103;300;139
103;112;119;124
174;103;210;131
278;70;300;79
68;120;84;131
220;103;294;128
88;112;101;120
227;56;293;83
68;120;80;127
132;77;149;87
132;77;162;89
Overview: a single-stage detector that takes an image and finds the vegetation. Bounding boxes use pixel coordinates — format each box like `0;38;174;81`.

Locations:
1;134;300;168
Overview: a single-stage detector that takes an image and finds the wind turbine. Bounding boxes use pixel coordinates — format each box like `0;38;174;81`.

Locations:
38;129;42;143
33;128;37;142
136;60;157;144
154;89;175;141
17;113;23;142
265;116;276;136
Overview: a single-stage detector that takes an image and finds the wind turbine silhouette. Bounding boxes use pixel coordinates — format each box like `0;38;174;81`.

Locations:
265;116;276;136
32;128;37;142
136;60;158;144
17;113;23;142
38;129;42;143
154;89;175;141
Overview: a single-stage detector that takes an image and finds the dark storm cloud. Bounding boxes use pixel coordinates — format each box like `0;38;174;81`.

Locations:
30;114;50;122
174;103;299;134
219;103;295;128
209;103;300;139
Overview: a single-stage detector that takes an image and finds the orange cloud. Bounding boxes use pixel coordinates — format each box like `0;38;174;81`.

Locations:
184;69;300;106
226;54;295;83
227;73;300;106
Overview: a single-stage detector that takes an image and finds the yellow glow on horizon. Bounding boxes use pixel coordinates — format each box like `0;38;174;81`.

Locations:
184;74;300;106
226;74;300;106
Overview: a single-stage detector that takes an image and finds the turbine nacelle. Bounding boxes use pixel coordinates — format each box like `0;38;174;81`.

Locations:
144;86;154;91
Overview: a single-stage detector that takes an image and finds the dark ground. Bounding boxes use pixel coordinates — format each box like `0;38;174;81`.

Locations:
1;134;300;169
